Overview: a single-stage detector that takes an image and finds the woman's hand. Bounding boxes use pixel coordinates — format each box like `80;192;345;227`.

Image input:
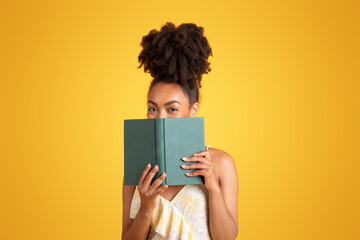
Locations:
181;150;220;192
137;164;168;215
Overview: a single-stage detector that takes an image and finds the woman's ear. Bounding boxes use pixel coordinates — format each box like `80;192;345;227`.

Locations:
190;102;199;117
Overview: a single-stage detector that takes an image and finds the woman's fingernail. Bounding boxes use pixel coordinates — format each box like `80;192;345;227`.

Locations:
182;157;187;160
181;165;185;168
147;163;151;167
155;165;158;169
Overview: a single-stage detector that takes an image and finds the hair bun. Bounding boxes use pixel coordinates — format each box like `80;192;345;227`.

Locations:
138;22;212;89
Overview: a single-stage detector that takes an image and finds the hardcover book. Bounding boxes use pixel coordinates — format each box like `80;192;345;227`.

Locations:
124;117;205;186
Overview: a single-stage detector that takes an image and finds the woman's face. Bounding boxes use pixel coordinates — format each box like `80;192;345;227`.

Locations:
147;82;199;119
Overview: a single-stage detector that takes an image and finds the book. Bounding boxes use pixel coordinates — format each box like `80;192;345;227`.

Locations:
124;117;205;186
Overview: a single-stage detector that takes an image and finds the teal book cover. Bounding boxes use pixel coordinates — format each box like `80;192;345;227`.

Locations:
124;117;205;186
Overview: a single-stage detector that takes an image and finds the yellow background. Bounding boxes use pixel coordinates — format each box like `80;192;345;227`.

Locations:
1;0;359;239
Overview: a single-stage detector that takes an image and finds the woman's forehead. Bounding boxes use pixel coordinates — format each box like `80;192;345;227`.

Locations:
148;82;187;104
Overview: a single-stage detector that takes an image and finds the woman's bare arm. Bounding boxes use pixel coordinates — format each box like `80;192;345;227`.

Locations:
122;165;168;240
122;183;151;240
208;152;239;240
183;149;239;240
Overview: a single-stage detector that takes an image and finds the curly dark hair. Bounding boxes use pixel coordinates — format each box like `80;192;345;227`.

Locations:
138;22;213;107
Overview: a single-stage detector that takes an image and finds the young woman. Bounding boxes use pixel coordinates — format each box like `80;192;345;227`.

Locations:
122;22;239;240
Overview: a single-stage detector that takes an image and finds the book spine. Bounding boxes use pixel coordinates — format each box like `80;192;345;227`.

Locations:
155;118;166;185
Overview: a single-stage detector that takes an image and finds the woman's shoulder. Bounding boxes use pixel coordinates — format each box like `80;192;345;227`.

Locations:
207;146;238;185
208;146;234;163
208;147;236;173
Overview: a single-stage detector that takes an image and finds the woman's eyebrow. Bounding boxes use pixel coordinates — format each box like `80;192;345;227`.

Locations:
148;100;180;106
164;100;180;106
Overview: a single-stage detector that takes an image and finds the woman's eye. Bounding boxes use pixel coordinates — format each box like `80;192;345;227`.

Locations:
148;108;156;112
169;108;178;112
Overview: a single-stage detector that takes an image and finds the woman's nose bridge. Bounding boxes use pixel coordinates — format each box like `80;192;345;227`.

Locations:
158;109;167;118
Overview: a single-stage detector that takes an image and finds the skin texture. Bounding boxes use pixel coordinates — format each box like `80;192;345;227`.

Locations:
122;82;239;240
